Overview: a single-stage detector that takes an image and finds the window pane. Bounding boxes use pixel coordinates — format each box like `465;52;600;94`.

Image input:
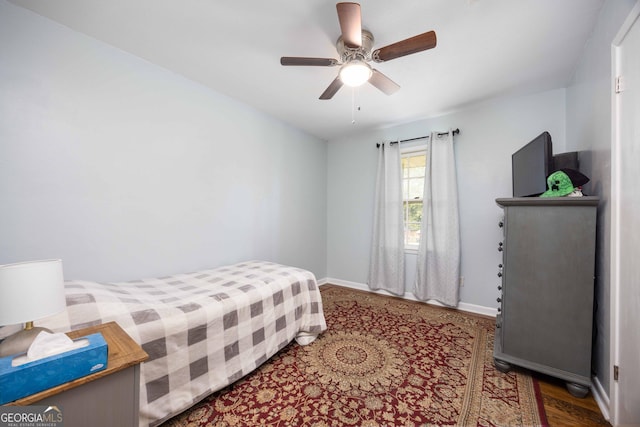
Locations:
408;178;424;200
408;155;426;168
408;201;422;223
408;166;425;178
406;223;421;246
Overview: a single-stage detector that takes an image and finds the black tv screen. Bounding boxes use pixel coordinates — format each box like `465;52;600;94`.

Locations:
512;131;553;197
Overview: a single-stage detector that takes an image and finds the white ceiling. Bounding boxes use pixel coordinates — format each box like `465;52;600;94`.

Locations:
10;0;604;141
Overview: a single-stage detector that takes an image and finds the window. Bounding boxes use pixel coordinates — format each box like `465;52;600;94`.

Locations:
401;148;427;250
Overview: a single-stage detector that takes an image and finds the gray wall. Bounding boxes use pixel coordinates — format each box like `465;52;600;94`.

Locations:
327;89;566;309
565;0;637;399
0;1;327;282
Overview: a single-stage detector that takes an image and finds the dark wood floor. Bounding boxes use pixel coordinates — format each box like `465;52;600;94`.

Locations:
534;372;610;426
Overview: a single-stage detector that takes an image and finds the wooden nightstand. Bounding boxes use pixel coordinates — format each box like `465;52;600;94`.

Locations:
7;321;148;427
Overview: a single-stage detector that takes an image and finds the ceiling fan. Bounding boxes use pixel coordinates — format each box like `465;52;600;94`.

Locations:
280;2;437;100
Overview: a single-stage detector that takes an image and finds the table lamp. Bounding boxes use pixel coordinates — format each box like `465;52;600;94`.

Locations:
0;259;66;357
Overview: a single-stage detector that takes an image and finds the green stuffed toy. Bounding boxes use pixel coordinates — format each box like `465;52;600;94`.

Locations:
540;168;589;197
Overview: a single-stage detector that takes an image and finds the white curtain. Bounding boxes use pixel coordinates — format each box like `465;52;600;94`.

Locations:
368;141;405;295
414;131;461;306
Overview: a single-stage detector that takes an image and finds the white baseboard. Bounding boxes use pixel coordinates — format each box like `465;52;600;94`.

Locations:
591;375;610;421
321;277;497;318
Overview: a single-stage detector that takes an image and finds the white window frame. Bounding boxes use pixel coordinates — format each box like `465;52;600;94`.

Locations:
401;144;427;253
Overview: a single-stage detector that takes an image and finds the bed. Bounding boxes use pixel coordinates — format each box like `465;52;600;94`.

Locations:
35;260;327;427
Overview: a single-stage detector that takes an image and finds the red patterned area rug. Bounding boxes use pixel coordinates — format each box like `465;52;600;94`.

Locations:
163;285;547;427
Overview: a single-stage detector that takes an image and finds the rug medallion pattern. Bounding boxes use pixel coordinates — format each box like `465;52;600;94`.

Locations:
163;286;546;426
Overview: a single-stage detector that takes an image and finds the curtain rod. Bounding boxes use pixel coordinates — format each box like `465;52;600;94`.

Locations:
376;128;460;148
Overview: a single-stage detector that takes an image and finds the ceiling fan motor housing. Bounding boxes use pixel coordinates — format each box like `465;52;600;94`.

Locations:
337;29;374;63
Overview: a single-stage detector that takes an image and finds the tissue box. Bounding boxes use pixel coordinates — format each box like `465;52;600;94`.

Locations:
0;332;108;404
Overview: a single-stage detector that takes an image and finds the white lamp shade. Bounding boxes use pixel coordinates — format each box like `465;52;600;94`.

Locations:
339;60;372;87
0;259;66;326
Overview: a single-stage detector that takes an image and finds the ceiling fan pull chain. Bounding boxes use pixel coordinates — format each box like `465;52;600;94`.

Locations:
351;87;356;124
351;87;361;124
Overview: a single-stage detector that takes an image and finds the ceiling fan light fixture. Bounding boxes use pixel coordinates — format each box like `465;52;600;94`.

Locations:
339;60;372;87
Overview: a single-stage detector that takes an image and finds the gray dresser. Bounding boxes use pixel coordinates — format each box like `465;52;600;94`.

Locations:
493;196;599;397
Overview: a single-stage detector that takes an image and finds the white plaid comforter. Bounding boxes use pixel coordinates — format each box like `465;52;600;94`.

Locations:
37;261;327;427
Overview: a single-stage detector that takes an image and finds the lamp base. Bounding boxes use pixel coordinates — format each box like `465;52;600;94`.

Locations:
0;326;53;357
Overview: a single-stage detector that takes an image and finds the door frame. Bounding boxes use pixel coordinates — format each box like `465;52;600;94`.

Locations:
610;2;640;425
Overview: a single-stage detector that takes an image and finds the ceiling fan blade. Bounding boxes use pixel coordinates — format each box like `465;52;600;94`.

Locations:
372;30;437;63
319;76;344;100
336;2;362;48
280;57;339;66
369;69;400;95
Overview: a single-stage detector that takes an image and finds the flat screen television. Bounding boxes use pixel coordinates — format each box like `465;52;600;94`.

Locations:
512;131;553;197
